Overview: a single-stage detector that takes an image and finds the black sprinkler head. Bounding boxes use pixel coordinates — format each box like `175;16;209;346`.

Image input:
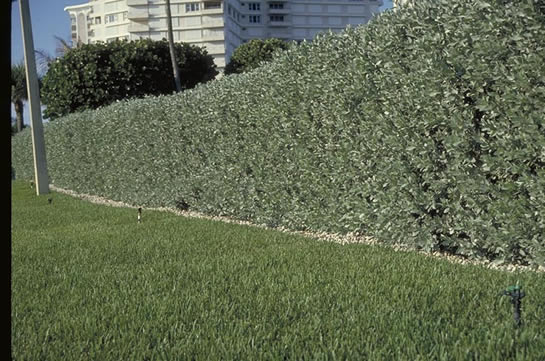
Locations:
501;285;525;327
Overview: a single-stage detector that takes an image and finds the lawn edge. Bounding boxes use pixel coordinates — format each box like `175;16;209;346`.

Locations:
41;182;544;274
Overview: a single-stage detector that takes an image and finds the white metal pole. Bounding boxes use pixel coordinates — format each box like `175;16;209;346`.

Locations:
19;0;49;195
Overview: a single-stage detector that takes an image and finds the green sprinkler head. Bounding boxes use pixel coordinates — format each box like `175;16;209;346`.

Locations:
501;285;525;328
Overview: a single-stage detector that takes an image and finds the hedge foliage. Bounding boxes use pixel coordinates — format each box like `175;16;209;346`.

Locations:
41;39;217;119
12;0;545;267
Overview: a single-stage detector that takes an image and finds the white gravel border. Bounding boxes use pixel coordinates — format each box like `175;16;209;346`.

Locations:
50;184;544;273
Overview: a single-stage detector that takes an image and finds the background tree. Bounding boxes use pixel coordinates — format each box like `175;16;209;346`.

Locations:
41;38;218;119
11;62;27;133
224;38;290;75
35;35;73;76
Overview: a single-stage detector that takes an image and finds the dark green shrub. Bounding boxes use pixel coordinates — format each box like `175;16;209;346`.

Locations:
40;39;217;119
224;38;291;75
13;0;545;267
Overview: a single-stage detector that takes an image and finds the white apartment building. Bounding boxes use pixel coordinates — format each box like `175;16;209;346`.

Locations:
66;0;383;71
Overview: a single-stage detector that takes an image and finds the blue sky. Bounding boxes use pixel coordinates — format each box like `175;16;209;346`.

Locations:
11;0;86;124
11;0;393;122
11;0;88;65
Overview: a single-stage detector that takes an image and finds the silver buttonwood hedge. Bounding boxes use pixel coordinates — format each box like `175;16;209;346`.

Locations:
13;0;545;267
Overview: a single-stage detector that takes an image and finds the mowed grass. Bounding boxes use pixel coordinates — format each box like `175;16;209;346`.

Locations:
11;181;545;360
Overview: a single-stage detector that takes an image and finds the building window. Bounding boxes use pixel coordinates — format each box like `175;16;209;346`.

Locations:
204;2;221;9
269;2;284;9
123;11;128;21
95;16;101;24
105;14;118;23
248;3;260;11
185;3;200;12
269;15;284;22
249;15;261;23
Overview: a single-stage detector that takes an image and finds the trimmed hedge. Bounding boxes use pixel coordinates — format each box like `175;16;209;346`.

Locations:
12;0;545;267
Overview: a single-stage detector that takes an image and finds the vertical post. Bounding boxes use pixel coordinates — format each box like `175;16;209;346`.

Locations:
165;0;182;92
19;0;49;195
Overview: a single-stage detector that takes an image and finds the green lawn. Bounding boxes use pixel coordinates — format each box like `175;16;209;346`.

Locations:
11;181;545;360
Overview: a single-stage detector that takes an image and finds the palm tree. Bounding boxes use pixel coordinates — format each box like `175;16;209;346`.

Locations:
35;35;73;75
11;62;27;133
165;0;182;92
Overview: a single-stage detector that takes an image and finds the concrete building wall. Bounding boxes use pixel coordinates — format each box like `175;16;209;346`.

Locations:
65;0;382;72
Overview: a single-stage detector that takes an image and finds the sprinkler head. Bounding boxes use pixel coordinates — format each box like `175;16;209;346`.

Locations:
501;285;525;328
502;285;525;301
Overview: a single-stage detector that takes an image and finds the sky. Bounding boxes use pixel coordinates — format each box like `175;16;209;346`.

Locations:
11;0;89;65
11;0;393;123
11;0;87;124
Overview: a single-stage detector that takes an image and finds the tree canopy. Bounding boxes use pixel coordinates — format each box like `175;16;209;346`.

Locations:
224;38;290;75
41;38;218;119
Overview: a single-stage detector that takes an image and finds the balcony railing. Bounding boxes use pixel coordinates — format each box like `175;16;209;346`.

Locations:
127;8;149;19
268;20;291;27
202;33;224;41
127;0;148;5
266;27;291;37
201;19;225;28
128;22;149;32
267;7;290;14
